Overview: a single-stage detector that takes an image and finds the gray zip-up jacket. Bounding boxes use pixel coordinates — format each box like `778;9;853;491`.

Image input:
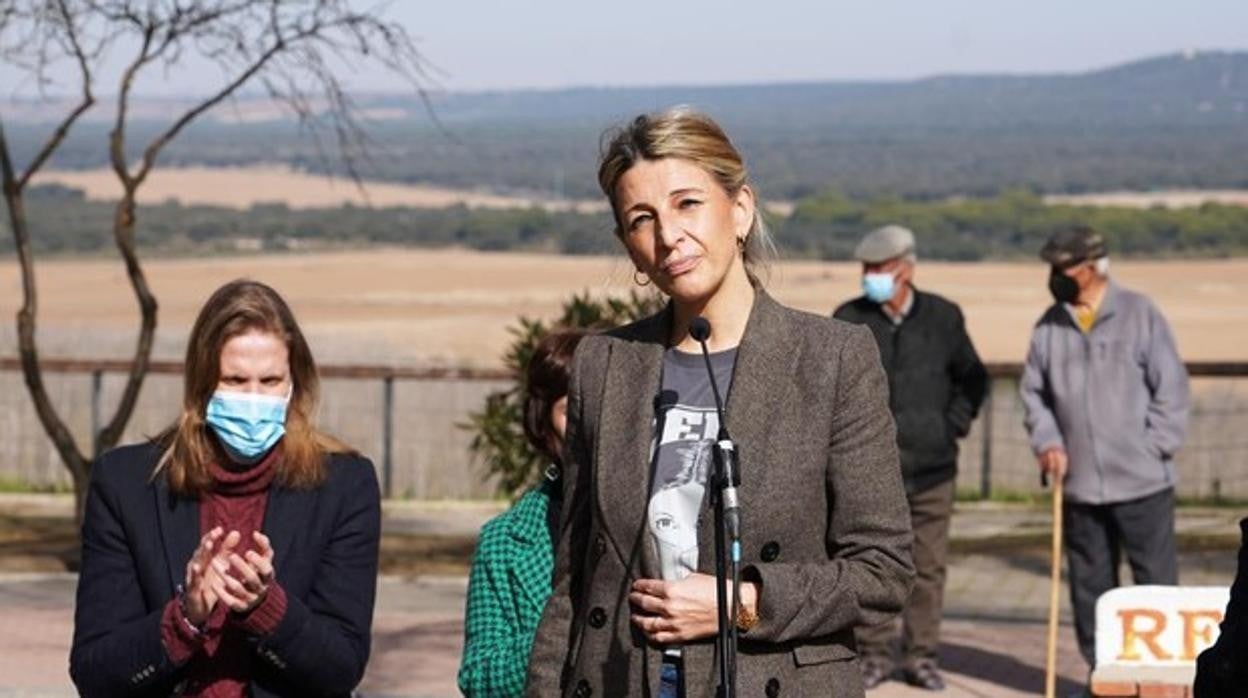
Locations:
1020;281;1190;505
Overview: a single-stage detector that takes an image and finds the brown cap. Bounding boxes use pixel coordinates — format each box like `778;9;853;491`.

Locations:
1040;226;1107;268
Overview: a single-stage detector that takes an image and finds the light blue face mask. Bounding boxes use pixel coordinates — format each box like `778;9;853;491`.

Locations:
205;389;290;464
863;272;897;304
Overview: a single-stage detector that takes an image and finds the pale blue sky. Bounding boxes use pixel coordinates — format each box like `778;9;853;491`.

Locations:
400;0;1248;89
3;0;1247;95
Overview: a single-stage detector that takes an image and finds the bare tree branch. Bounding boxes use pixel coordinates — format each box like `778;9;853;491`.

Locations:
2;0;435;528
133;23;295;186
17;0;95;189
0;0;105;521
109;18;154;186
1;119;90;470
94;189;158;450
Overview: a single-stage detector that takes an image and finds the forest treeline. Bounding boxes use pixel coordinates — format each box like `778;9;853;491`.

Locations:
7;52;1248;201
12;184;1248;260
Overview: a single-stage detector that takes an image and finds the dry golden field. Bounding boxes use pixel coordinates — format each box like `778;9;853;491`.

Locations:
1;249;1244;367
37;165;610;213
41;166;1248;214
35;166;808;215
1045;189;1248;208
2;249;1246;499
8;166;1248;498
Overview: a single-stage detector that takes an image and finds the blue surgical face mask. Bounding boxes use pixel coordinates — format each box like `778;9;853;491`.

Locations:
205;389;291;464
863;272;897;304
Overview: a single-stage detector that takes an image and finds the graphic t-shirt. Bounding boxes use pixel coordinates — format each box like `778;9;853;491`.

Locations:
648;347;737;584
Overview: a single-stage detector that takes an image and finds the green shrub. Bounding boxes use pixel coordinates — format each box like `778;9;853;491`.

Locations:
465;289;664;498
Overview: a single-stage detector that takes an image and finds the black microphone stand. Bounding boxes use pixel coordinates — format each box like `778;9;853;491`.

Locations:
689;317;741;698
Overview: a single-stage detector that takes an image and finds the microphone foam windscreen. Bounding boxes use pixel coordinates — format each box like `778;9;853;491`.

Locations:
689;316;711;342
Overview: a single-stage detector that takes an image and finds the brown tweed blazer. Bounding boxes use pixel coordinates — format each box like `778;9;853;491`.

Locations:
526;290;914;698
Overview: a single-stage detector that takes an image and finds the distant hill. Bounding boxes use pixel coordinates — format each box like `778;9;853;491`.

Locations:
411;49;1248;129
8;50;1248;199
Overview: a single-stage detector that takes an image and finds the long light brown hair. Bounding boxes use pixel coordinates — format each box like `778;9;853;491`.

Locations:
156;279;351;496
597;106;776;286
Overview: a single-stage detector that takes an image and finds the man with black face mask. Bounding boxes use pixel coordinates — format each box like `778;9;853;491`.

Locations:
1020;226;1191;675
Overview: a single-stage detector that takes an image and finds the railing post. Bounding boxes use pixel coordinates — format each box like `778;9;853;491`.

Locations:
382;374;395;499
979;381;994;500
91;369;103;454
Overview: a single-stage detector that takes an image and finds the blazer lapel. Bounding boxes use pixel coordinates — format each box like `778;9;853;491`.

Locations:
697;291;796;574
261;483;304;575
154;475;200;594
596;310;668;580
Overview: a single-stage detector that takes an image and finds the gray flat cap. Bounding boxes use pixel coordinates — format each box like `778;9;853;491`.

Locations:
854;224;916;263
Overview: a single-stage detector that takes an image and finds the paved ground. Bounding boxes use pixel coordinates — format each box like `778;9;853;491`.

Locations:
0;496;1240;697
0;548;1238;698
4;494;1242;545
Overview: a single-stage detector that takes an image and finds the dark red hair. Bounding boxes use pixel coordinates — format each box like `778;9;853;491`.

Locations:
523;329;586;466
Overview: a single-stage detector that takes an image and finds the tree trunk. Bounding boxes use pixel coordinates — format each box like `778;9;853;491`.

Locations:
3;121;97;535
67;455;91;571
94;193;159;456
3;131;93;533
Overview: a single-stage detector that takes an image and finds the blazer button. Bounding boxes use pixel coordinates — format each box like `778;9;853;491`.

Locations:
765;677;781;697
594;534;607;558
588;606;607;628
574;678;593;697
761;541;781;562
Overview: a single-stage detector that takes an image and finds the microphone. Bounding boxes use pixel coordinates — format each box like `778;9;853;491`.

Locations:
688;317;741;544
689;316;711;343
654;389;678;448
654;389;679;414
691;315;744;696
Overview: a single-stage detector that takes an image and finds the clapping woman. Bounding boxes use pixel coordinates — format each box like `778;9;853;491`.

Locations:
70;279;381;698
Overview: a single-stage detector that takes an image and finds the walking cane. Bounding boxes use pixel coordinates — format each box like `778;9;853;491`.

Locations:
1044;469;1064;698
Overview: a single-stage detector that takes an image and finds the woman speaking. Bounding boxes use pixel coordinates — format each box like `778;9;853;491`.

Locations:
526;108;914;697
70;280;380;697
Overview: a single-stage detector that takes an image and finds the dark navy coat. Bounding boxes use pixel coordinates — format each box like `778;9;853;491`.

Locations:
69;441;381;697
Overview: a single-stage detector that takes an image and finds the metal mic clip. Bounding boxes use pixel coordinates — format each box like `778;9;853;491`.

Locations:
714;437;741;556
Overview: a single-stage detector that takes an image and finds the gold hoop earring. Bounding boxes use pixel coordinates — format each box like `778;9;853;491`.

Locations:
737;236;747;254
633;270;651;287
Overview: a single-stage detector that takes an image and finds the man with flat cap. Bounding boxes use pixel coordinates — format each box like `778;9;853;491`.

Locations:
1021;225;1190;670
834;224;987;691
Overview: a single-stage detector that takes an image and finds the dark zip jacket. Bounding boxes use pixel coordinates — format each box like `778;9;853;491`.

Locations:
834;287;988;494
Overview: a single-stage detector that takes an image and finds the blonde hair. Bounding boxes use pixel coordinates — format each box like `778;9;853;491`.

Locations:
155;279;352;496
597;106;776;286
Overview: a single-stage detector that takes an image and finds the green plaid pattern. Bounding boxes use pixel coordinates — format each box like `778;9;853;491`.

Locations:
458;481;557;697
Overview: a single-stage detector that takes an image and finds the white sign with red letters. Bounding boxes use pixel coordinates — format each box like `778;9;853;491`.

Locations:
1095;585;1229;667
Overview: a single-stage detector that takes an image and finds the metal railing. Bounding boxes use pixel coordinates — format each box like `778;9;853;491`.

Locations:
977;361;1248;500
2;357;1247;500
0;357;509;498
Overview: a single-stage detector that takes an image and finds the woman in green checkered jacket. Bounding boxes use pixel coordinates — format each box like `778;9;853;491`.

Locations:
458;330;585;696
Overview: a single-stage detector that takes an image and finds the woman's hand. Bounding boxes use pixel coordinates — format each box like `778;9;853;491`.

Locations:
209;531;275;614
628;573;758;644
183;526;224;627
